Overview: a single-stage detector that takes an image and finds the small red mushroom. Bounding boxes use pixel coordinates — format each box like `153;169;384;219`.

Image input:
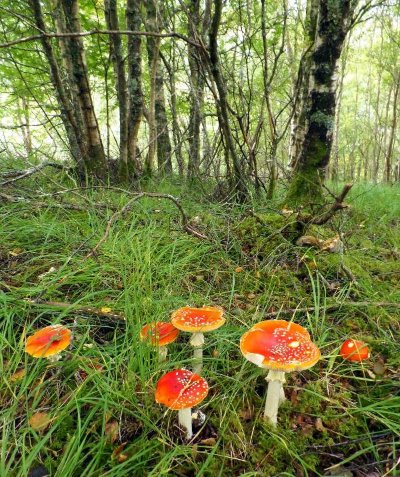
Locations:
171;306;225;374
240;320;320;426
155;369;208;439
340;339;370;362
140;322;179;362
25;325;71;361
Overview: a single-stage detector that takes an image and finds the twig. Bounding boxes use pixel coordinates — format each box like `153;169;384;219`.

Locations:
1;162;65;186
299;184;353;226
0;29;201;50
264;301;400;318
85;193;145;258
85;191;208;258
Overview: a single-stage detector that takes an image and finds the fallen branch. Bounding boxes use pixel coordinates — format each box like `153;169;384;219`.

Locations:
1;162;65;186
264;300;400;318
299;183;353;226
85;191;208;258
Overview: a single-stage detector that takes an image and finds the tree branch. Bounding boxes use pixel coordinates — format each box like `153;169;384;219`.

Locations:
0;29;201;49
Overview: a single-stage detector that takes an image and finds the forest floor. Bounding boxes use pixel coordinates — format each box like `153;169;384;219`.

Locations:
0;174;399;477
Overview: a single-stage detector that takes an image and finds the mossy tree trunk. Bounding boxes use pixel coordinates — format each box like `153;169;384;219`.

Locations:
126;0;143;179
104;0;131;181
59;0;107;179
287;0;357;205
145;0;172;176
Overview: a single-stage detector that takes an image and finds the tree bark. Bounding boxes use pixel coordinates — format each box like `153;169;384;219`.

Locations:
207;0;247;201
126;0;143;176
145;0;172;175
104;0;130;180
28;0;83;167
59;0;107;178
385;70;400;182
287;0;356;205
187;0;206;180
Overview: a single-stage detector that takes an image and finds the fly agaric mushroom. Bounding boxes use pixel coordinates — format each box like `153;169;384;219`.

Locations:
340;339;370;362
140;322;179;362
240;320;320;427
171;306;225;374
25;325;72;361
155;369;208;440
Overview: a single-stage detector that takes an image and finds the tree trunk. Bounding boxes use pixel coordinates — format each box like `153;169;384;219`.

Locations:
287;0;356;205
385;71;400;183
126;0;143;176
207;0;247;201
187;0;206;180
29;0;83;168
104;0;130;180
145;0;172;175
59;0;107;178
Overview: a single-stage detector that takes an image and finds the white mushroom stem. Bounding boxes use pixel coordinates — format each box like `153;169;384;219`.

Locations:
178;408;193;440
264;370;286;426
158;346;168;363
279;383;286;405
190;332;205;375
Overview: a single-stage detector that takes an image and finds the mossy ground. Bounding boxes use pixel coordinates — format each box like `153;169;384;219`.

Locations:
0;174;399;476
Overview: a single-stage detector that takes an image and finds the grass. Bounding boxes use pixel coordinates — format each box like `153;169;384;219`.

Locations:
0;175;399;476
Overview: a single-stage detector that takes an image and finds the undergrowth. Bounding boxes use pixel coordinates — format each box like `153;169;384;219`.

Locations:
0;175;399;476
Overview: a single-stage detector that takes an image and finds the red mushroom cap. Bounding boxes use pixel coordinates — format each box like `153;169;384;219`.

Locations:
155;369;209;410
240;320;320;372
340;339;370;362
25;325;72;358
171;306;225;333
140;322;179;347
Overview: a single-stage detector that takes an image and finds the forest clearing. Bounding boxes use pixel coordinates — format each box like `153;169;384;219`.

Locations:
1;0;400;476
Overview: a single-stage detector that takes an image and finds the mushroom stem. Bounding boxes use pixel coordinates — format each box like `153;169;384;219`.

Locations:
158;346;168;363
264;370;286;426
178;408;193;440
190;332;204;375
279;383;286;406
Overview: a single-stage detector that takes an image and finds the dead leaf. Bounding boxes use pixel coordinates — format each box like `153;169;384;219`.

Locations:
29;412;51;431
296;236;322;248
9;248;23;257
100;307;112;313
321;236;344;253
105;420;119;443
315;417;326;432
200;437;217;446
112;443;128;462
10;368;26;382
235;266;243;273
372;360;386;376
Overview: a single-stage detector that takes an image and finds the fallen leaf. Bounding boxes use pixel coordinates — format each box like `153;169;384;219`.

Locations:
10;368;26;382
29;412;51;431
372;360;386;376
112;443;128;462
100;307;112;313
200;437;217;446
315;417;326;432
321;236;344;253
105;420;119;443
9;248;23;256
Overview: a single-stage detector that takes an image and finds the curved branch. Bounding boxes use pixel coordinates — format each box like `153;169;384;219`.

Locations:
0;29;201;49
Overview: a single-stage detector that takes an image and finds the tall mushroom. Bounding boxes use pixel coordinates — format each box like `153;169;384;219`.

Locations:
155;369;209;440
25;324;72;362
171;306;225;374
240;320;320;426
140;322;179;362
